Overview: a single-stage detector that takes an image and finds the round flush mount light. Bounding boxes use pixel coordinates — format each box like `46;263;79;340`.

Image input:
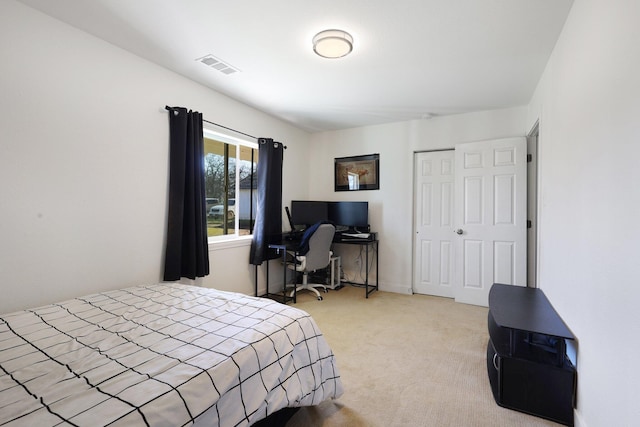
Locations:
313;29;353;59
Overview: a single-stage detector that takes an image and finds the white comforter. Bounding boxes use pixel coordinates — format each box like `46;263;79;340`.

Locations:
0;284;343;426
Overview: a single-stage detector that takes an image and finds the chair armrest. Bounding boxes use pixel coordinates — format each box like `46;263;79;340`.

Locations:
284;253;307;271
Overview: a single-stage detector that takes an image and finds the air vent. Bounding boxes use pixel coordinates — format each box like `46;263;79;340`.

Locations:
196;54;239;75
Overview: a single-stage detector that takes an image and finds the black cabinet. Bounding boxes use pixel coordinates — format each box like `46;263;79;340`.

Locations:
487;284;577;426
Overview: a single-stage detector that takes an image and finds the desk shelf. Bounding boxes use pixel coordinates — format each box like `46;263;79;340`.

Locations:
333;233;378;298
260;243;299;304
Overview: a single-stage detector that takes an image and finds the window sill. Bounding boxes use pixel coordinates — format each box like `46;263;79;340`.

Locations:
208;235;252;251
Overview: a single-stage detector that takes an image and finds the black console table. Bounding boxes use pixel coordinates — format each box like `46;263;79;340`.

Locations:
487;283;577;426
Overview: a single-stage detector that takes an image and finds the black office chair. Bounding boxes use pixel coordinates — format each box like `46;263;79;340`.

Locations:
287;223;336;301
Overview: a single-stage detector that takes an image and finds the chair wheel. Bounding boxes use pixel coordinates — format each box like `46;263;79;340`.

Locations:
324;288;328;293
317;296;323;301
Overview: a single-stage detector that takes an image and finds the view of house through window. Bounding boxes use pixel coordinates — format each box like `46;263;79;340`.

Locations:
203;130;258;239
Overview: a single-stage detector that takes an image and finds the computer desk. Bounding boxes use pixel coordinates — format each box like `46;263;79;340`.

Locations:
333;232;379;298
262;232;379;302
263;237;301;304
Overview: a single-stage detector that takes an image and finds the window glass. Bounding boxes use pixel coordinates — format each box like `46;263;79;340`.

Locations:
203;130;258;240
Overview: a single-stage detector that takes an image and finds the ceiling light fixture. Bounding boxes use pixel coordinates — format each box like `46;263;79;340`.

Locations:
313;29;353;59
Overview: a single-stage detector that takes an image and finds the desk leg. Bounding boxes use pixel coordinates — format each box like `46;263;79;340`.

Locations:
365;241;379;298
375;241;379;293
365;243;370;298
283;248;296;304
266;258;270;297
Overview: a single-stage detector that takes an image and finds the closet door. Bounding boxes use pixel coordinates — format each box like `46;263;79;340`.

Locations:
453;137;527;306
413;150;455;298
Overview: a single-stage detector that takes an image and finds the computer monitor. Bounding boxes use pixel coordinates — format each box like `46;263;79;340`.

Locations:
290;200;329;228
328;201;369;231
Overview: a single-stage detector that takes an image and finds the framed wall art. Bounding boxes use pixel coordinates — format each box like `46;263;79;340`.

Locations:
334;153;380;191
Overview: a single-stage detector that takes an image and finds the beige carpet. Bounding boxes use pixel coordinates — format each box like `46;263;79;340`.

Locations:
286;286;562;427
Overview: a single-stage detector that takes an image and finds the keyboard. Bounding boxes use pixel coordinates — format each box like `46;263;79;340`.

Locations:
342;232;370;239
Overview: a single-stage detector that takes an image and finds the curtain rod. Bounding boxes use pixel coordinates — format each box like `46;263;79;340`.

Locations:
164;106;286;149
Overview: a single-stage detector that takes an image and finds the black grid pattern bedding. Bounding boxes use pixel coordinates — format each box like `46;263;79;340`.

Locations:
0;284;343;426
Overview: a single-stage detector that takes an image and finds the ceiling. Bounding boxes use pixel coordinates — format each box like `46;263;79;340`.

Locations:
19;0;573;133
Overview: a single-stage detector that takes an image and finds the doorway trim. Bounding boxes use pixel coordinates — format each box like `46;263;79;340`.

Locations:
527;121;539;288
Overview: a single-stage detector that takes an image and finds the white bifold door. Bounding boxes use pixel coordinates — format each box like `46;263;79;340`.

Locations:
413;137;527;306
413;150;456;298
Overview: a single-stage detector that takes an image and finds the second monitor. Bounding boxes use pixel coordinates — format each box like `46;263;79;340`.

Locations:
328;201;368;232
290;200;369;232
289;200;328;229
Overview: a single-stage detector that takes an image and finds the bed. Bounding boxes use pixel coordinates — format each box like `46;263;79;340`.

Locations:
0;283;343;426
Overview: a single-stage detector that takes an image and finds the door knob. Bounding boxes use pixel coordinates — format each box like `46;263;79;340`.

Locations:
455;229;463;235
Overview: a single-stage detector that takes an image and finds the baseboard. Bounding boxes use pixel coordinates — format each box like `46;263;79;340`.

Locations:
574;409;586;427
379;282;413;295
257;282;413;298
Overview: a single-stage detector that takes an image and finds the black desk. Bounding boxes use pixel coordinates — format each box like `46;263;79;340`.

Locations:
262;239;300;304
333;232;378;298
260;233;379;303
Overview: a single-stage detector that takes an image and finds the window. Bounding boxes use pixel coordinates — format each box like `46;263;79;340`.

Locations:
203;128;258;241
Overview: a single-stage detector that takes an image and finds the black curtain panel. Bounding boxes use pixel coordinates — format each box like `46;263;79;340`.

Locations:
163;107;210;281
249;138;284;265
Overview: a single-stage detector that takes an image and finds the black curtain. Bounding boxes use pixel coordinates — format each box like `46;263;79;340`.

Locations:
163;107;210;281
249;138;284;265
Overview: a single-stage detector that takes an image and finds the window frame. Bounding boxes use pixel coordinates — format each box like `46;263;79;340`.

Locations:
203;127;258;245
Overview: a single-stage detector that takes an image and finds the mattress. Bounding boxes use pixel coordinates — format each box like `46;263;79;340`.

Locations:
0;283;343;426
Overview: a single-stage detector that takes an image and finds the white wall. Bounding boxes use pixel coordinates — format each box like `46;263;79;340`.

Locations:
308;108;526;293
4;1;639;424
526;0;640;425
0;0;310;313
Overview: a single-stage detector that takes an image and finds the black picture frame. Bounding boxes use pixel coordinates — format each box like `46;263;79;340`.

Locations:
334;153;380;191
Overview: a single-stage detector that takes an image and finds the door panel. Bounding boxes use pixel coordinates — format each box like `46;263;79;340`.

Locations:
494;175;515;225
464;176;483;224
454;138;527;306
494;240;515;284
463;240;483;289
413;151;455;297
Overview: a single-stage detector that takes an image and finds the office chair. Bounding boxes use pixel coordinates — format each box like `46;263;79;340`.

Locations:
287;223;336;301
